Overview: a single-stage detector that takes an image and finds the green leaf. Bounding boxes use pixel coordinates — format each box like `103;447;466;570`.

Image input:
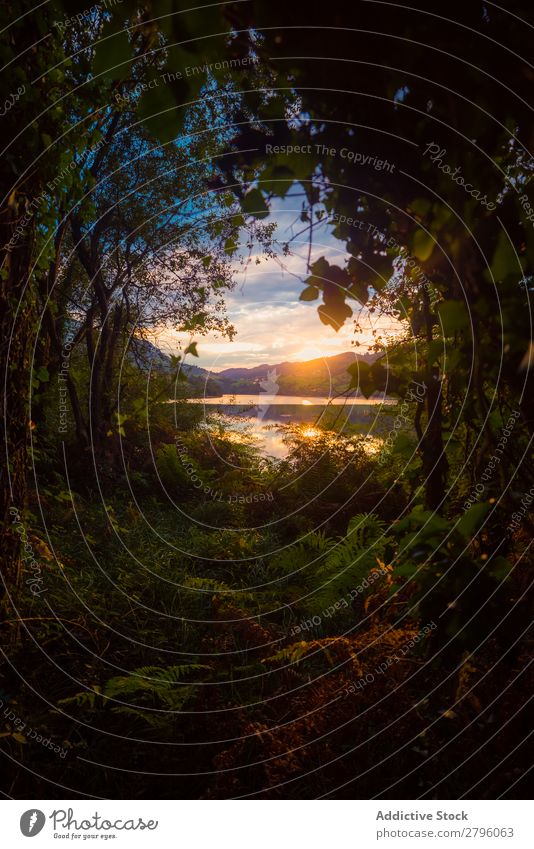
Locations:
437;300;470;335
488;556;513;580
490;229;521;281
410;198;432;217
299;285;320;301
317;300;352;331
347;361;374;396
456;503;490;540
35;366;50;383
260;164;294;197
348;279;369;305
412;229;435;262
224;237;238;256
242;188;269;219
184;342;199;357
427;339;444;364
93;29;131;81
392;561;420;579
310;256;330;278
138;82;180;144
390;433;415;457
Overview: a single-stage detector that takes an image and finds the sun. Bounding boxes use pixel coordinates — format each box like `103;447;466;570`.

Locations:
293;345;327;361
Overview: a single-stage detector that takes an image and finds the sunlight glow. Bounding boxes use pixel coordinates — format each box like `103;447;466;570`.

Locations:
301;426;321;438
362;435;384;455
301;399;313;405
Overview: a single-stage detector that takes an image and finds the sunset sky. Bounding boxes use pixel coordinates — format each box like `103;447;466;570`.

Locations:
156;190;401;371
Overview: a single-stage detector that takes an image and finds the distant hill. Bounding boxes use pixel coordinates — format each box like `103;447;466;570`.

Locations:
134;340;380;397
213;351;379;396
127;337;224;395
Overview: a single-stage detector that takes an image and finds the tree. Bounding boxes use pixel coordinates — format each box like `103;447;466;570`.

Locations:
0;0;263;607
222;0;534;513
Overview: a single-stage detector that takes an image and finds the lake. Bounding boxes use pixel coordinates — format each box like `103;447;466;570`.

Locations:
184;395;394;459
189;394;392;407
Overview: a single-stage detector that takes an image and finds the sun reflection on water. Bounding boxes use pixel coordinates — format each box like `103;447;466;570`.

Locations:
301;426;321;438
202;411;385;461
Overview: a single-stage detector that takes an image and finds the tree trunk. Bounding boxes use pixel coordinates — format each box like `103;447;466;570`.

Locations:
0;208;36;614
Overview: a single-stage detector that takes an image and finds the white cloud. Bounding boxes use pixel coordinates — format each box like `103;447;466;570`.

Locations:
153;193;403;369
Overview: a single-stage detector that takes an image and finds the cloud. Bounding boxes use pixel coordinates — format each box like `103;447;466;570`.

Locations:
154;192;402;369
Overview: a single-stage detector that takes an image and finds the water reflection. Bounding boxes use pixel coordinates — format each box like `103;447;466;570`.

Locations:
201;400;386;460
301;426;321;438
189;394;392;407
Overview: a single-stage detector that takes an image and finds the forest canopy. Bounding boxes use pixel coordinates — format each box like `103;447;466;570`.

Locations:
0;0;532;802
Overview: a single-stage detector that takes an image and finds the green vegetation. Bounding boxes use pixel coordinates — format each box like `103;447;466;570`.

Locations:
0;0;532;800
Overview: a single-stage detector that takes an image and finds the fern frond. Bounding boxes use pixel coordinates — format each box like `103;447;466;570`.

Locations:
302;513;391;617
262;640;317;665
270;531;332;577
58;688;101;710
103;663;210;700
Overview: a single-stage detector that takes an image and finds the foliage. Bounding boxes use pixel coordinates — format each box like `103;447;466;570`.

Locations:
0;0;532;802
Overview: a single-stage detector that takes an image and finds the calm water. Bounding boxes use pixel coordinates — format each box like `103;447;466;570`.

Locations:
185;395;393;459
189;394;392;406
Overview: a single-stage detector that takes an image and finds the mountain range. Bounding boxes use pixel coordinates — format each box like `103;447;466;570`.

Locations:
128;338;379;397
185;350;379;396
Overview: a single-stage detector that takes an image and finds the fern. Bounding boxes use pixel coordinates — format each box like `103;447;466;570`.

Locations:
270;531;332;578
263;640;318;666
301;513;391;617
322;513;387;575
103;663;210;709
183;577;255;603
59;665;211;715
183;577;234;594
263;637;362;671
58;686;102;710
155;443;190;490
